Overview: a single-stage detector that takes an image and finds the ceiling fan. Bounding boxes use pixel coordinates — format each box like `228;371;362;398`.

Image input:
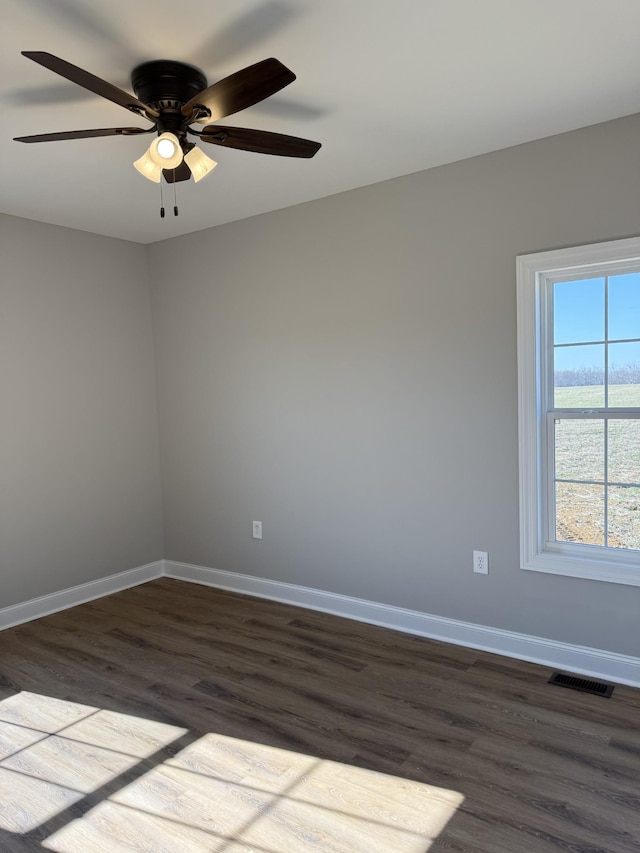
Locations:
14;51;321;189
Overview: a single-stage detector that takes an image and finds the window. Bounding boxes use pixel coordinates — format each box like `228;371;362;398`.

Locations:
517;237;640;586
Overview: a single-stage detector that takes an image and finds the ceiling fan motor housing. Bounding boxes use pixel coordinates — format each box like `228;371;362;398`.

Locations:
131;60;209;131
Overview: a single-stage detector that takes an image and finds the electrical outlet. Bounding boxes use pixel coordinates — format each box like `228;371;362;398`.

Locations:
473;550;488;574
252;521;262;540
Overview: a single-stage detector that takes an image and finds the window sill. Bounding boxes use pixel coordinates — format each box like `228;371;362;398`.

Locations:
522;547;640;586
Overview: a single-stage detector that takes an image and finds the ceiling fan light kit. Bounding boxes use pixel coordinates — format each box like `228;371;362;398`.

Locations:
183;146;217;183
14;51;321;214
133;150;163;183
148;132;184;170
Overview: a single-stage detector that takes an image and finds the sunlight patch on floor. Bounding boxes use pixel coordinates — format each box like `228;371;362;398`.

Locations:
0;691;187;834
0;692;464;852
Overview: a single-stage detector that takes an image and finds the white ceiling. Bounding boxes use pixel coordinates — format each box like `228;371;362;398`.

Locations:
2;0;640;245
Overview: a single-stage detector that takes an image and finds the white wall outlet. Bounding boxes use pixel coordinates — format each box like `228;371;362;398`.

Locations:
473;550;488;574
252;521;263;540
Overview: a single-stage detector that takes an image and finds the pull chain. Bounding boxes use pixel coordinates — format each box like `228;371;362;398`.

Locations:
159;172;178;219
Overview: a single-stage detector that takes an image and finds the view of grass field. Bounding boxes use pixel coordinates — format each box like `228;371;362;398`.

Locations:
553;384;640;550
555;383;640;408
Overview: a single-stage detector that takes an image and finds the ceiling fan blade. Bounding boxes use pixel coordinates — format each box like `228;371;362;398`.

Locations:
181;58;295;123
163;160;192;183
21;51;159;118
14;126;152;143
198;125;321;158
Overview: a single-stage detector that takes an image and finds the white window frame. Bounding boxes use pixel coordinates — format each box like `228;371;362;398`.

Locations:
517;235;640;587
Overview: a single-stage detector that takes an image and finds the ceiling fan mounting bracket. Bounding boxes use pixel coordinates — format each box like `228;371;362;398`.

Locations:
190;128;229;143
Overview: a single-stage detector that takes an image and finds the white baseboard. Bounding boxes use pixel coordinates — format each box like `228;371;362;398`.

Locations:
3;558;639;688
165;560;640;688
0;561;163;631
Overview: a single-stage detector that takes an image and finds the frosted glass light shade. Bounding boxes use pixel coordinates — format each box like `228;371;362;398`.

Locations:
184;146;218;183
149;132;183;169
133;150;162;182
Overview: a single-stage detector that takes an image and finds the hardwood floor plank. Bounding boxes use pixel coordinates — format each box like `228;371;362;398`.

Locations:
0;577;638;852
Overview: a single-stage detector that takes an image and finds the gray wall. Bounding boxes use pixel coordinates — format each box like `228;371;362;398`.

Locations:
149;114;640;658
0;215;163;606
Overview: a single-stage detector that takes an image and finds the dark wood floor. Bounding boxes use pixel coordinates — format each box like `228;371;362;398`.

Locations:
0;578;639;852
